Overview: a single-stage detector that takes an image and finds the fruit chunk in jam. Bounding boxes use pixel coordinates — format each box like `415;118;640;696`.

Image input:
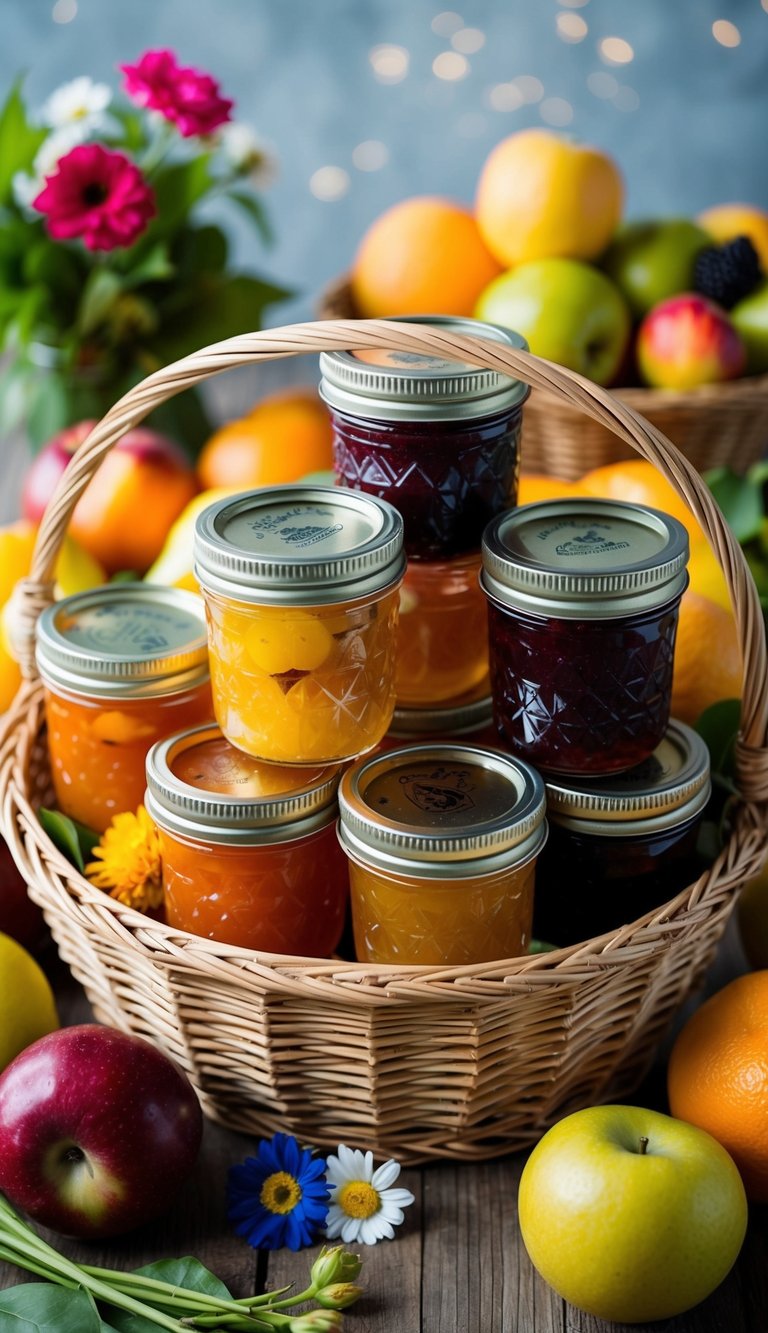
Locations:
205;588;400;763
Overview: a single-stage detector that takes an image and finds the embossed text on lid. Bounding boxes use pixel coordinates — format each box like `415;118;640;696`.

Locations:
194;484;405;605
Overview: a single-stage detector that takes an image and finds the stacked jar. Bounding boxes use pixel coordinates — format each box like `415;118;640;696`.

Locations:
319;316;529;720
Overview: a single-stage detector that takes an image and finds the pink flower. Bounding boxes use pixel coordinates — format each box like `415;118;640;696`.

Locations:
121;49;233;137
33;144;155;251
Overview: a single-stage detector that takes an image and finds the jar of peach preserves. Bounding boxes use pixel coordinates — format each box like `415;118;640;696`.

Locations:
36;585;212;832
145;724;347;955
338;743;547;966
194;486;405;765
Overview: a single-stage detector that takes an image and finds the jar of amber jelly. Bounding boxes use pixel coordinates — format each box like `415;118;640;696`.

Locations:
319;316;529;561
36;585;211;832
395;553;489;705
145;725;347;955
481;498;689;776
338;743;546;966
194;486;405;764
534;720;711;947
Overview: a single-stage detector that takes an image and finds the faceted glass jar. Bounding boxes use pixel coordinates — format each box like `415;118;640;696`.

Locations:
145;726;348;954
338;742;547;966
482;498;689;776
36;584;211;832
194;486;405;765
319;317;529;560
379;687;497;752
396;554;489;706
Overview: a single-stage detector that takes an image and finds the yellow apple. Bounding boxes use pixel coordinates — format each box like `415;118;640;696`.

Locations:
518;1104;747;1324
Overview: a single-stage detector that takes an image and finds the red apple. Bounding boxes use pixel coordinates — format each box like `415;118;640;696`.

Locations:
637;293;746;389
22;422;198;574
0;839;46;953
0;1024;203;1237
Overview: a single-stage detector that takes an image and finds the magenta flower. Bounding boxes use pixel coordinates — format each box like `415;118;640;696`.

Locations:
121;49;233;137
33;143;155;251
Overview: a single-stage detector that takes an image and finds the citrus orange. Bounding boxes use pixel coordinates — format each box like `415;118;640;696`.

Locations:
197;390;333;491
475;129;623;267
697;204;768;271
518;473;582;506
668;971;768;1200
671;591;741;724
686;541;731;613
350;196;502;319
578;459;707;548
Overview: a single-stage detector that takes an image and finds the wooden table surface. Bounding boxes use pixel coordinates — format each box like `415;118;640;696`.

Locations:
0;362;766;1332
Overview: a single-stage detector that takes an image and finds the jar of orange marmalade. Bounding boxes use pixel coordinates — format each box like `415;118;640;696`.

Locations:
36;585;211;832
396;554;489;705
194;486;405;765
338;743;547;966
145;724;347;955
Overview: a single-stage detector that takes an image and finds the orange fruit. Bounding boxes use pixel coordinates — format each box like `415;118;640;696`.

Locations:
475;129;623;267
671;591;741;724
517;473;582;506
668;971;768;1200
197;390;333;491
350;195;502;319
578;459;707;548
697;203;768;271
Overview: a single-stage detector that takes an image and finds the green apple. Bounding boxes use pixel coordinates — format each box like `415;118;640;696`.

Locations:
731;280;768;373
475;258;630;385
603;219;711;318
518;1104;747;1324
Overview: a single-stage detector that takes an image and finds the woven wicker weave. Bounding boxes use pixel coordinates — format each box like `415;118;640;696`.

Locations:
1;319;767;1164
318;275;768;480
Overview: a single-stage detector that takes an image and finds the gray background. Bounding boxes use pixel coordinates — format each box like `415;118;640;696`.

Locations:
7;0;768;323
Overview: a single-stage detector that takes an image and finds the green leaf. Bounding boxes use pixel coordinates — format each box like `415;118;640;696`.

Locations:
149;272;289;364
694;697;742;783
148;155;213;235
228;190;273;245
24;374;72;450
106;1257;233;1332
704;467;764;544
0;1283;103;1331
172;224;228;278
0;80;47;206
121;243;175;289
528;939;558;954
78;269;123;337
39;808;100;873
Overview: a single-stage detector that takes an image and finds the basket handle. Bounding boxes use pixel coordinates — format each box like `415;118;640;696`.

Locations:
13;317;768;803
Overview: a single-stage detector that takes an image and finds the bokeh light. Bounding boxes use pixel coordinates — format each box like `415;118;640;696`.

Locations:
613;85;640;111
556;12;588;42
309;166;350;201
451;27;486;53
432;51;469;80
599;36;635;64
540;96;574;126
487;82;524;111
352;140;390;171
369;44;410;84
712;19;741;47
587;70;619;97
514;75;545;103
431;11;464;37
52;0;77;21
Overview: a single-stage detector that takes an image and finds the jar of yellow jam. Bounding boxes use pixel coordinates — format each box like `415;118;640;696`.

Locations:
396;553;489;705
338;743;547;965
36;585;211;832
145;725;347;955
194;486;405;765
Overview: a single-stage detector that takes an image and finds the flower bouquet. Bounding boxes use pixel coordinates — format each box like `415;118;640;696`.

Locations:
0;49;288;450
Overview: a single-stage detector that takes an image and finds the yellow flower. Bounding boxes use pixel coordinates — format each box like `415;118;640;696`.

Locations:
85;806;163;912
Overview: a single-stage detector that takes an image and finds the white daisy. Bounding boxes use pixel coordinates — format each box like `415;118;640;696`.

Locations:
40;76;112;135
324;1144;415;1246
12;125;86;208
217;122;278;189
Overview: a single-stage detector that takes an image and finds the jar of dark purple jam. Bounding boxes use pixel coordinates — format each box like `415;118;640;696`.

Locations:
533;720;711;947
481;498;689;775
319;317;529;560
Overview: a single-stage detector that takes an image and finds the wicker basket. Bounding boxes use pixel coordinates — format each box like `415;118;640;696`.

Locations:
318;275;768;480
2;319;767;1165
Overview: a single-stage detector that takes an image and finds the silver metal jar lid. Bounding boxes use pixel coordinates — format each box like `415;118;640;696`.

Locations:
545;719;711;837
338;742;546;878
318;316;529;422
35;584;209;699
481;498;689;619
194;485;405;605
388;691;494;739
145;724;341;845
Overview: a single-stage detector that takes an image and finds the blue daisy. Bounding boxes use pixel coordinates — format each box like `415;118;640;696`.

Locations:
227;1132;330;1251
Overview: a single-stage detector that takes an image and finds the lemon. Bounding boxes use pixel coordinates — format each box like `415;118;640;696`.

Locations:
144;488;236;591
0;932;59;1073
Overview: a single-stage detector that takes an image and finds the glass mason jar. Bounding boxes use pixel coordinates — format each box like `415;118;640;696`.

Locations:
36;584;212;833
194;486;405;765
319;316;529;561
145;724;347;954
481;498;689;776
337;743;547;966
379;687;496;751
534;720;711;947
396;553;489;705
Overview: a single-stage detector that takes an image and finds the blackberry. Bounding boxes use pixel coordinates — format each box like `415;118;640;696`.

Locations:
693;235;762;309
